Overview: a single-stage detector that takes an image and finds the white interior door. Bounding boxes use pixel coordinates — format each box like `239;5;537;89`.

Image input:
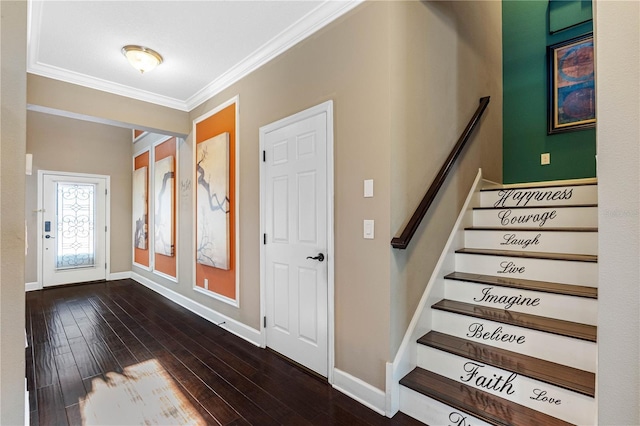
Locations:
262;103;332;377
41;172;108;287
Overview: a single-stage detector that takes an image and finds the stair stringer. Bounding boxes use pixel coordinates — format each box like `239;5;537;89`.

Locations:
385;169;484;417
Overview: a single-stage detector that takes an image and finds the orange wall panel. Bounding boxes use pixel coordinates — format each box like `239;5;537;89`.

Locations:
154;138;177;278
195;103;236;301
134;151;150;267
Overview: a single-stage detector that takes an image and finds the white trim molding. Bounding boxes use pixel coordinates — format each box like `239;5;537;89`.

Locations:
185;1;363;110
386;169;483;417
25;282;40;292
131;272;260;347
191;96;241;308
108;271;132;281
333;368;386;416
28;1;364;111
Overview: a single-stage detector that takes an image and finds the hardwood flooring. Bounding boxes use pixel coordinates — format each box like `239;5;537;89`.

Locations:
26;279;421;426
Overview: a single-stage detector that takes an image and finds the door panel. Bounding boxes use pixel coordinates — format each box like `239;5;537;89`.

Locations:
264;108;329;377
42;173;107;287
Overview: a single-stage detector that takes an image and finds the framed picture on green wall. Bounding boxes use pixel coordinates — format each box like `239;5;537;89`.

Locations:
548;33;595;134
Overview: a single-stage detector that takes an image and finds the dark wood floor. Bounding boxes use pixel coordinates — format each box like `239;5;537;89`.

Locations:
26;279;422;426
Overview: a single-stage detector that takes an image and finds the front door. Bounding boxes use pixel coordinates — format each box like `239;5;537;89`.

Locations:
261;102;332;377
41;172;108;287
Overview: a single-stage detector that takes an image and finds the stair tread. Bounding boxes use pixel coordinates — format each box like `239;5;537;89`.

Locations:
400;368;573;426
419;331;595;397
432;299;597;342
445;272;598;299
480;182;596;192
474;203;597;210
466;226;597;232
456;247;597;262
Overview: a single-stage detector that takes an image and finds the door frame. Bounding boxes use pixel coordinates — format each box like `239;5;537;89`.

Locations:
36;170;111;289
259;100;335;383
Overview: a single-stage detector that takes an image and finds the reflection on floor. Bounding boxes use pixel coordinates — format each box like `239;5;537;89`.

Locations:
26;279;421;425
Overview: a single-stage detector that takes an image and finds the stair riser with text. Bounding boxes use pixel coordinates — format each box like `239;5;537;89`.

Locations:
479;185;597;208
473;206;597;229
444;279;597;324
398;182;598;425
431;309;596;372
464;229;597;255
455;253;597;287
400;386;493;426
416;346;595;425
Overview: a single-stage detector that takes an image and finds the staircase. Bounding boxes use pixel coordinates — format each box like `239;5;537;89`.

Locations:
398;181;598;425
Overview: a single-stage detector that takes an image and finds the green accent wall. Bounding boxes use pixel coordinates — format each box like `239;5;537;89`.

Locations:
503;0;596;184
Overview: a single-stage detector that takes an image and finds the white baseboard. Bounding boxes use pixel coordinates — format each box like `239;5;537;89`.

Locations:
332;368;386;416
25;282;40;292
108;271;132;280
130;272;261;347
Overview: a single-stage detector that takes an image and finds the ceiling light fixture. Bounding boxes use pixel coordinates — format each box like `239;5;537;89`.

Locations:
121;45;163;74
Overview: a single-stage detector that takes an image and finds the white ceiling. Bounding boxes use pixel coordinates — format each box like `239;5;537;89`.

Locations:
27;1;361;112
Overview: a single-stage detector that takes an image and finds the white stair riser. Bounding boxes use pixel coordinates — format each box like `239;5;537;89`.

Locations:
400;386;493;426
480;185;597;208
444;280;598;325
465;229;597;255
455;253;597;287
417;346;595;425
473;206;598;228
432;310;596;372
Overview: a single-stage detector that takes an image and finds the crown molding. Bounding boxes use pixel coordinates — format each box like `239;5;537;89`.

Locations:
27;0;364;113
27;64;191;111
185;0;364;111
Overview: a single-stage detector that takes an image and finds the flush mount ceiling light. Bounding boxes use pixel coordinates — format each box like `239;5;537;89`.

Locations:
121;45;163;74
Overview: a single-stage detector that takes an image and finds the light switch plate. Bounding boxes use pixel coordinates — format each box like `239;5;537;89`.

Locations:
364;179;374;198
363;219;374;239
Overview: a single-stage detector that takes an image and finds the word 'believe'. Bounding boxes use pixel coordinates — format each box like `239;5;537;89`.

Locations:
494;188;573;208
467;322;526;344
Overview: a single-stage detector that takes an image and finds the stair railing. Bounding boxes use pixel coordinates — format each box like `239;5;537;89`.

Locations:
391;96;490;249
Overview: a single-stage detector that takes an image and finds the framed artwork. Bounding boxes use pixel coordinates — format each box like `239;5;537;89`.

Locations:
132;166;148;250
154;156;174;256
548;33;595;134
193;97;238;305
196;132;230;270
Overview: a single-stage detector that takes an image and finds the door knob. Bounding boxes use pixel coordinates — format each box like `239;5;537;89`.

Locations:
306;253;325;262
45;234;55;239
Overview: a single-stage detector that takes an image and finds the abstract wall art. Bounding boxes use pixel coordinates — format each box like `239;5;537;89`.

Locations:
196;132;230;270
154;156;174;256
548;33;595;134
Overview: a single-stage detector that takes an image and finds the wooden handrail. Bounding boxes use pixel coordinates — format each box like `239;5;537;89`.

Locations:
391;96;490;250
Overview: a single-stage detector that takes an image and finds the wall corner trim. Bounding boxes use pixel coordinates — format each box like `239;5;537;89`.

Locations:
108;271;132;281
25;282;40;292
130;272;261;347
332;368;386;416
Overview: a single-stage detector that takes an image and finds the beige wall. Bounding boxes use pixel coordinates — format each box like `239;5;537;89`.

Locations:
28;75;190;137
187;2;393;389
25;111;133;283
388;1;502;355
18;0;503;397
0;1;27;424
594;1;640;423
